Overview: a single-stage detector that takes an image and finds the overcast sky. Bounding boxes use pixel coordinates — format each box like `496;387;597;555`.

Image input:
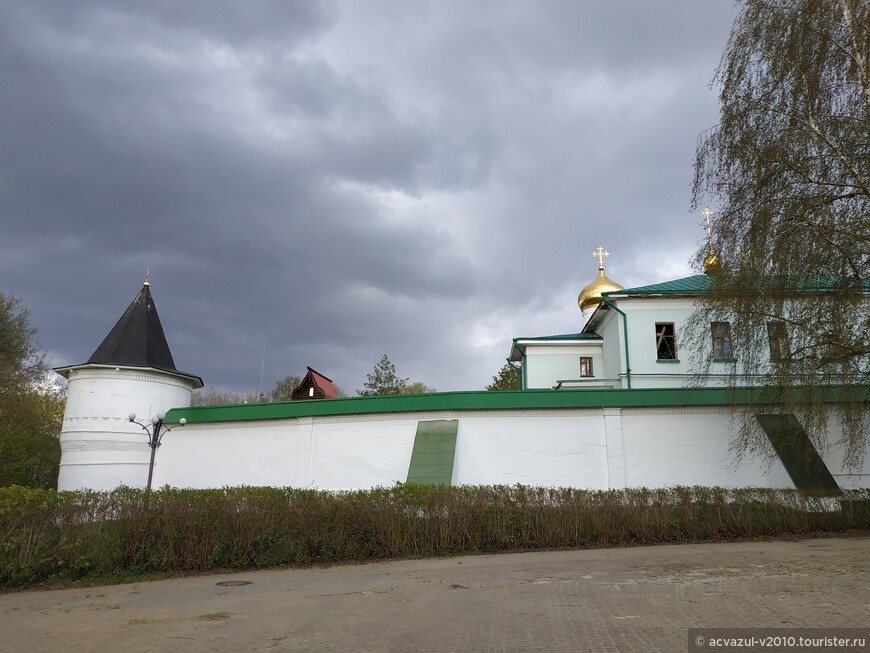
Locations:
3;1;740;395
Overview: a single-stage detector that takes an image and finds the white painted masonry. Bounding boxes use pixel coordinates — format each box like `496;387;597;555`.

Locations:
136;407;820;492
57;365;198;491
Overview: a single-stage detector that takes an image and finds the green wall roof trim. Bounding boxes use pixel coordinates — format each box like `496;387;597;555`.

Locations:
163;385;868;425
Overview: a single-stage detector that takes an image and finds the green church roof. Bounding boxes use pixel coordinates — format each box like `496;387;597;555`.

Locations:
607;274;869;298
605;275;712;297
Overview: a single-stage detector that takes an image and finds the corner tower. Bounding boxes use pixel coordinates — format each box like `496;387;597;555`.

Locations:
54;278;203;490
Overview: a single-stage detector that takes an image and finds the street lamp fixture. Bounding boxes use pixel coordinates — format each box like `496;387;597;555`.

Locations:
128;411;187;490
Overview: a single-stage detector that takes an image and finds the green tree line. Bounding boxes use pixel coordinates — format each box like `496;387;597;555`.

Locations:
0;293;62;488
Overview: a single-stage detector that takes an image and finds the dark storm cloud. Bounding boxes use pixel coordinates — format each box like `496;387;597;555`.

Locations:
6;1;335;47
2;0;739;394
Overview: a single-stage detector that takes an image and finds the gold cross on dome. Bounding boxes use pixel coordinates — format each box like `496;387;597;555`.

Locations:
702;208;715;251
144;265;151;287
592;246;609;268
702;207;714;235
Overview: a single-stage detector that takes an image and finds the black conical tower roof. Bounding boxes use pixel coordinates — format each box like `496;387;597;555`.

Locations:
87;283;177;370
54;281;202;388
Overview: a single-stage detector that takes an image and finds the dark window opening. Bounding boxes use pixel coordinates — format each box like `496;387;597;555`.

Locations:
579;356;593;377
655;323;677;360
711;321;733;359
767;321;789;361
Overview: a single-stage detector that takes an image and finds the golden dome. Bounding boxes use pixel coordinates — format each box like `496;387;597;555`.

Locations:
700;208;721;275
578;265;624;312
703;251;720;275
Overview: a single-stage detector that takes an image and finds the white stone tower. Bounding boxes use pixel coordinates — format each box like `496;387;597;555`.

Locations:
54;280;202;490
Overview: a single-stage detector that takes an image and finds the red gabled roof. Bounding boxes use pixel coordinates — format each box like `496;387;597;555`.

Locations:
291;366;338;400
307;367;338;398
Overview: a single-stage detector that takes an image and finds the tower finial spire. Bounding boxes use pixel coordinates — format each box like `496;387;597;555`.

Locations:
144;265;150;287
592;246;609;270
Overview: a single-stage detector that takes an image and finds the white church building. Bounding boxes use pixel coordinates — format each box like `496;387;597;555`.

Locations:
55;249;870;493
512;247;753;391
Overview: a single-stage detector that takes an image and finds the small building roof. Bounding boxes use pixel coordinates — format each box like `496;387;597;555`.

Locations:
510;332;602;361
514;332;604;342
291;367;339;400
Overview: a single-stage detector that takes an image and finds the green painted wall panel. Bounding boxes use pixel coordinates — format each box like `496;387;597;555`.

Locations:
756;414;840;492
406;420;458;486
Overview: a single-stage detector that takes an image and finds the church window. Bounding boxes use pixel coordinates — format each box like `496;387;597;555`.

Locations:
711;322;733;359
767;321;789;361
655;323;677;360
579;356;593;377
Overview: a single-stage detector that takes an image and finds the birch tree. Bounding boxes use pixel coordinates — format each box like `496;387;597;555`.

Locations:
691;0;870;465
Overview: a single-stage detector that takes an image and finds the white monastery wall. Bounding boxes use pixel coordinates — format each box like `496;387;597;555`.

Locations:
156;420;309;488
452;412;608;487
137;407;815;492
307;415;417;490
619;408;792;488
816;412;870;490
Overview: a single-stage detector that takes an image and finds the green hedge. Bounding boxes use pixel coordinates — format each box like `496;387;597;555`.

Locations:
1;484;867;588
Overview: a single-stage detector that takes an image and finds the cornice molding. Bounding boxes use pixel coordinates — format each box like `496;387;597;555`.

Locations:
67;367;195;390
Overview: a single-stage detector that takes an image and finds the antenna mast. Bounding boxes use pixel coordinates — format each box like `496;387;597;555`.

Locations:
258;342;266;401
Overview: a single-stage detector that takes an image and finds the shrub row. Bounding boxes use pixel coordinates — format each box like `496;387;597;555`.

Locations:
1;484;868;588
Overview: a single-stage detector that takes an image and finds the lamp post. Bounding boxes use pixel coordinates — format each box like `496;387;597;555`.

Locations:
128;411;186;490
